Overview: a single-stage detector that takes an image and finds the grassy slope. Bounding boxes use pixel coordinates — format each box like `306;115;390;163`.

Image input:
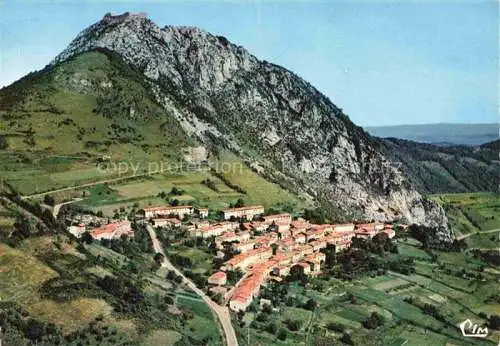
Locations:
0;232;222;345
0;50;192;195
430;192;500;236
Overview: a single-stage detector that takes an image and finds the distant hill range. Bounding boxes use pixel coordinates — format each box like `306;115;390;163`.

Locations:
364;123;498;146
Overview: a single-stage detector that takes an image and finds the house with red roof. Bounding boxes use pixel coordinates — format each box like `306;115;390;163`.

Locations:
90;221;133;240
208;271;227;286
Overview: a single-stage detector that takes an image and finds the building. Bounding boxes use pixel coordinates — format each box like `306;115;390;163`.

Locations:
143;205;194;219
234;240;257;253
292;262;311;275
293;233;306;244
209;286;228;299
229;273;262;311
90;221;133;240
208;271;227;286
333;223;355;232
355;228;378;239
290;218;310;234
215;231;251;249
309;239;327;251
68;223;86;238
272;265;291;277
197;222;238;238
196;208;209;218
225;247;273;271
152;218;181;228
382;228;396;239
264;213;292;225
356;222;385;232
221;205;264;220
229;261;275;311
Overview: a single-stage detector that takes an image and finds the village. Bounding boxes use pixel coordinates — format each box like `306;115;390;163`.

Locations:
67;203;400;313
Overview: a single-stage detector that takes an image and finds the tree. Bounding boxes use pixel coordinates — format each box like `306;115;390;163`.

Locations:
362;312;384;329
234;198;245;208
277;328;287;341
270;243;278;256
43;195;55;206
326;322;345;333
154;252;165;264
26;319;45;342
304;298;317;311
303;208;326;224
266;322;278;334
166;270;176;281
0;135;8;149
285;319;301;331
80;231;93;244
341;332;354;345
256;313;268;323
170;187;184;195
489;315;500;330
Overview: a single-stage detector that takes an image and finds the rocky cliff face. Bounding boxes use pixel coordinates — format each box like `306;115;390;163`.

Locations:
51;12;451;237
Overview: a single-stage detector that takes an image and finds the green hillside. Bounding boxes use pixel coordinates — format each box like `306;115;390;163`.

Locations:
0;50;192;194
381;138;499;194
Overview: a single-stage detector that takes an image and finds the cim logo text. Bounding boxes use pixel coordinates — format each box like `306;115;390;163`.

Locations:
459;319;488;338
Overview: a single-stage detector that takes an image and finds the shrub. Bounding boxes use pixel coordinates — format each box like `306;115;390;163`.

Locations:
362;312;384;329
285;319;301;331
277;328;287;341
0;135;8;149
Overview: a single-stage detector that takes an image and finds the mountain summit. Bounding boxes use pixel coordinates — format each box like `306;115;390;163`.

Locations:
39;13;451;236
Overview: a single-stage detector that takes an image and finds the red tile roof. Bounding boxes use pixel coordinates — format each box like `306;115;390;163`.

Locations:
90;221;131;238
209;271;227;281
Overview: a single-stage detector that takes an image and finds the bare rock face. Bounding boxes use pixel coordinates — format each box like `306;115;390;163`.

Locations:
51;12;451;239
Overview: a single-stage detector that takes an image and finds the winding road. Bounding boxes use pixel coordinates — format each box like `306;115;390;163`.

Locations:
146;224;239;346
52;198;83;218
456;228;500;241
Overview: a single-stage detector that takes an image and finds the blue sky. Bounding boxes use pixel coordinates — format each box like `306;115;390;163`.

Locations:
0;1;497;126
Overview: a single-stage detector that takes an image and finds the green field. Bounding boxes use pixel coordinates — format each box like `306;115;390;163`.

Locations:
71;151;306;216
465;231;500;250
431;192;500;235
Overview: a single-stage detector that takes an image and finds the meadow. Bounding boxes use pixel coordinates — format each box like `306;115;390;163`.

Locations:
431;192;500;235
72;151;307;216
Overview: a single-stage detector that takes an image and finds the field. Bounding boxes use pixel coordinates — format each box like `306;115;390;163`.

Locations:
73;151;306;216
465;231;500;250
431;192;500;235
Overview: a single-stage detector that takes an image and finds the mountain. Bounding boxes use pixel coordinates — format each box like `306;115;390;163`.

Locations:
364;123;498;146
0;12;450;238
380;138;500;194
